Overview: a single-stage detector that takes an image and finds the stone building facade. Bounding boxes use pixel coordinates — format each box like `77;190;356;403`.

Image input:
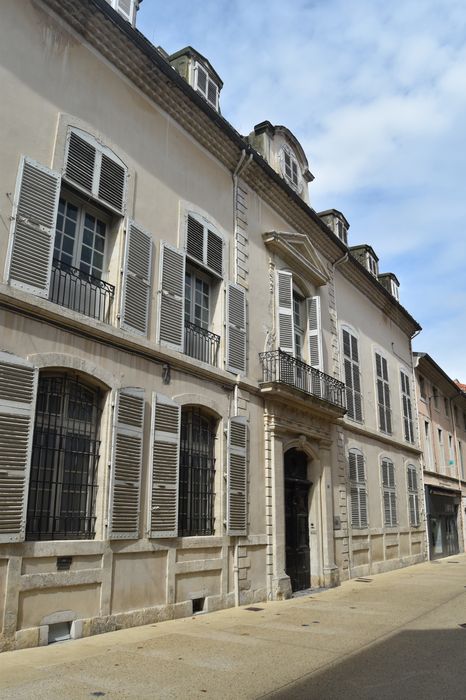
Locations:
0;0;425;650
414;353;466;559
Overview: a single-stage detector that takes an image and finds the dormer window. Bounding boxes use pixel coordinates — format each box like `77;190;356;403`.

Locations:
284;149;299;188
194;63;219;110
367;253;378;277
337;220;348;245
105;0;137;25
280;146;301;191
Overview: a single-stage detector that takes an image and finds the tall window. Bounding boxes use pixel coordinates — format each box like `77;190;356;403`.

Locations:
293;292;305;360
284;149;299;188
407;465;420;527
424;421;434;470
349;449;367;528
381;457;397;527
400;370;414;443
178;407;216;536
376;353;391;434
26;374;101;540
343;329;362;421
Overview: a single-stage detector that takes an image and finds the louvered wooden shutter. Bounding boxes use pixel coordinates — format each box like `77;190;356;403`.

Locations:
6;157;61;297
108;388;145;539
383;491;392;526
276;271;294;355
307;296;323;370
157;243;186;352
65;131;96;194
207;229;223;276
227;283;247;374
186;215;204;264
0;352;38;543
226;416;248;535
149;394;180;538
120;220;153;335
65;129;126;213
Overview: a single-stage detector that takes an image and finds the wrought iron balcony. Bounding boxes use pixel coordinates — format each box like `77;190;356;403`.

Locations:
259;349;346;411
49;259;115;323
184;321;220;366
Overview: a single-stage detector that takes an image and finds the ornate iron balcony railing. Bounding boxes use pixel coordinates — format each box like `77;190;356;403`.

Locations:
259;349;346;411
184;321;220;366
50;258;115;323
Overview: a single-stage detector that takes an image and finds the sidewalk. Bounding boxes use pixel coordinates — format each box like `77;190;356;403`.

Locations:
0;555;465;699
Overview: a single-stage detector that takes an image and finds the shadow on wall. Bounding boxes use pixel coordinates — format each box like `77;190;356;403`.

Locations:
267;628;466;700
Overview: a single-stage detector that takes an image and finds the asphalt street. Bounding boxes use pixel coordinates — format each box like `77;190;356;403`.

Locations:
0;554;465;699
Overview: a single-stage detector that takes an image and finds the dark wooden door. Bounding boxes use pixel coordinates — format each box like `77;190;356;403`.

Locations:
285;450;311;592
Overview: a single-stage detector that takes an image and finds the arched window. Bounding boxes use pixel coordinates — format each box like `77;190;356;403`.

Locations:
26;374;102;540
178;407;217;536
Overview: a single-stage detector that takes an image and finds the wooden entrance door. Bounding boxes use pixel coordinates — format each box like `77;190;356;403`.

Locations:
285;449;312;592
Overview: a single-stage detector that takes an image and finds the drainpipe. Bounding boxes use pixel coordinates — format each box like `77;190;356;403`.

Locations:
232;150;253;284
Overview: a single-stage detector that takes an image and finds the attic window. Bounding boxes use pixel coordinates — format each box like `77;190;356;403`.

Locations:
391;280;399;301
337;220;348;245
283;148;299;188
194;63;219;110
105;0;136;24
367;254;378;277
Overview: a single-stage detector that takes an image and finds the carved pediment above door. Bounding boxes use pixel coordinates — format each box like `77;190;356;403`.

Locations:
262;231;329;287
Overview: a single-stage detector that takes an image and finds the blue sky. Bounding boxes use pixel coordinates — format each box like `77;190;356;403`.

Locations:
138;0;466;380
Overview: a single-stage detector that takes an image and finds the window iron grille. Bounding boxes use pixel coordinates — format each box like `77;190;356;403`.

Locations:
26;375;101;541
178;407;216;536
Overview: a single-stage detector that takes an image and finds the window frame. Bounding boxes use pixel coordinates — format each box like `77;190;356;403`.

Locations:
400;369;414;444
280;145;301;191
178;406;217;537
348;448;368;529
193;62;219;110
375;352;392;435
381;457;397;527
407;464;420;527
26;373;102;542
342;327;363;423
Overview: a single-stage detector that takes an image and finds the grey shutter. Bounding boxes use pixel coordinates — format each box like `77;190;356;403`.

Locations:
108;388;145;539
0;352;38;543
149;393;180;538
390;492;397;525
7;157;61;297
383;491;392;526
196;64;208;94
307;296;323;370
276;271;294;355
98;154;126;212
186;215;204;264
207;228;223;276
359;487;368;527
227;416;248;536
120;220;153;335
227;283;247;374
157;243;185;352
350;487;359;527
348;450;357;481
65;131;96;194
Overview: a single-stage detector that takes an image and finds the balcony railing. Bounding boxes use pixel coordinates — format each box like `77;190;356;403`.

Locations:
259;350;346;411
50;259;115;323
184;321;220;366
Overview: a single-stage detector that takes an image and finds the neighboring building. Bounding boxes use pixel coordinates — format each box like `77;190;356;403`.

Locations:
0;0;424;651
414;354;466;559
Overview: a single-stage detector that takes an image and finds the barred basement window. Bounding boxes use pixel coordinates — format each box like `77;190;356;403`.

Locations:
26;374;102;541
178;407;216;536
349;448;367;528
381;457;397;527
407;464;420;527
